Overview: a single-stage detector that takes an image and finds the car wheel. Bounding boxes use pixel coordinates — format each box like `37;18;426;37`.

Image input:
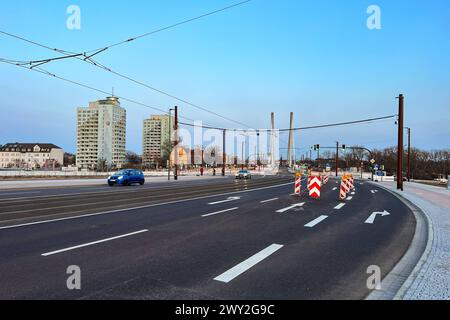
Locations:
122;180;128;186
140;181;144;185
108;183;114;187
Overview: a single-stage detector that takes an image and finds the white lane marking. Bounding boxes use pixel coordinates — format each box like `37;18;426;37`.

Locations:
208;197;241;205
346;196;353;201
0;181;293;230
304;215;328;228
214;244;284;283
260;198;279;204
351;192;356;195
202;207;239;218
332;187;338;191
41;229;148;256
371;190;379;194
365;211;391;224
334;203;346;210
276;203;305;213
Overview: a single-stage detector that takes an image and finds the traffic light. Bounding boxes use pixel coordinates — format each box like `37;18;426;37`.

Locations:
316;144;320;150
342;144;346;150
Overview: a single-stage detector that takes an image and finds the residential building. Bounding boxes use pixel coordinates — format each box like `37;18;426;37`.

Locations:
0;143;64;169
142;115;174;168
76;96;126;170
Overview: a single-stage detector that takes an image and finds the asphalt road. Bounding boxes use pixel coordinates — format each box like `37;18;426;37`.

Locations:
0;175;416;300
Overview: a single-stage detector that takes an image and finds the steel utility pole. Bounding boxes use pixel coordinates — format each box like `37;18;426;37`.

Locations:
222;130;226;176
242;141;245;170
397;95;404;190
335;141;339;177
174;106;179;181
271;112;275;168
288;112;294;167
168;108;174;181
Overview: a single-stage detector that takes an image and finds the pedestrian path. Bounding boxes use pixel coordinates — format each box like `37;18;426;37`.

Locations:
378;181;450;300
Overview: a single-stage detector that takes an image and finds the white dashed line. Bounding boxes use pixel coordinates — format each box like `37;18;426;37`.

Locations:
334;203;346;210
41;229;148;256
346;196;353;201
214;244;284;283
202;207;239;218
260;198;279;204
304;215;328;228
276;203;305;213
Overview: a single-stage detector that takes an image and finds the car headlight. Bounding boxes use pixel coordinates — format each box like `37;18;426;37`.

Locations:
118;176;124;180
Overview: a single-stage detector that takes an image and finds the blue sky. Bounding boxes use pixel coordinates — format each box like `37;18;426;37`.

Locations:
1;0;449;155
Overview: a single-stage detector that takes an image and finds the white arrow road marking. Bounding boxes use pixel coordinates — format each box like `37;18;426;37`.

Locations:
332;187;338;191
371;190;379;194
261;198;279;204
365;211;391;224
214;244;284;283
42;229;148;256
305;215;328;228
208;197;241;205
202;207;239;218
334;203;346;210
276;203;305;213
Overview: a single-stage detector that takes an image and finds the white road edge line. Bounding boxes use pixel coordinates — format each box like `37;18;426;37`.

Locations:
304;215;329;228
214;244;284;283
0;182;294;230
202;207;239;218
41;229;148;257
260;198;279;204
334;203;346;210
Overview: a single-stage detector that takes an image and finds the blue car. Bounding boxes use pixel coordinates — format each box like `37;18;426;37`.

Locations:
108;169;145;186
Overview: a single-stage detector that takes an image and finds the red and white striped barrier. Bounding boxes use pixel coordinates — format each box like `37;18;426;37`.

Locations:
295;175;301;195
309;176;322;199
339;181;347;200
307;176;312;190
349;178;355;190
323;175;329;185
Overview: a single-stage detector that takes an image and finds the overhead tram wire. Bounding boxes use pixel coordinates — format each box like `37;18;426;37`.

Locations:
0;59;199;123
180;115;397;132
0;1;254;127
0;0;251;58
0;1;254;128
83;0;252;54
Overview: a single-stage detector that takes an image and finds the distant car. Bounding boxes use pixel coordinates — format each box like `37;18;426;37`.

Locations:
235;170;252;180
108;169;145;186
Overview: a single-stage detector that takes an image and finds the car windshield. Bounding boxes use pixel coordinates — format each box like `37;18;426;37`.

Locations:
239;171;248;174
115;170;130;175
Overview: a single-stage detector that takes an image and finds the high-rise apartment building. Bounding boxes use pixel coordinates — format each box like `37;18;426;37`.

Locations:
76;96;126;170
142;115;174;168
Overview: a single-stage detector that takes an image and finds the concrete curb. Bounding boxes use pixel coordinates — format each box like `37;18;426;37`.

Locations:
365;182;432;300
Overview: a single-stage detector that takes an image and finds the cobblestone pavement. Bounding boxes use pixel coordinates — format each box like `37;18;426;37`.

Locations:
379;181;450;300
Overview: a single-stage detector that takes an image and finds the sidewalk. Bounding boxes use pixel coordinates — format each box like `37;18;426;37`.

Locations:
378;181;450;300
